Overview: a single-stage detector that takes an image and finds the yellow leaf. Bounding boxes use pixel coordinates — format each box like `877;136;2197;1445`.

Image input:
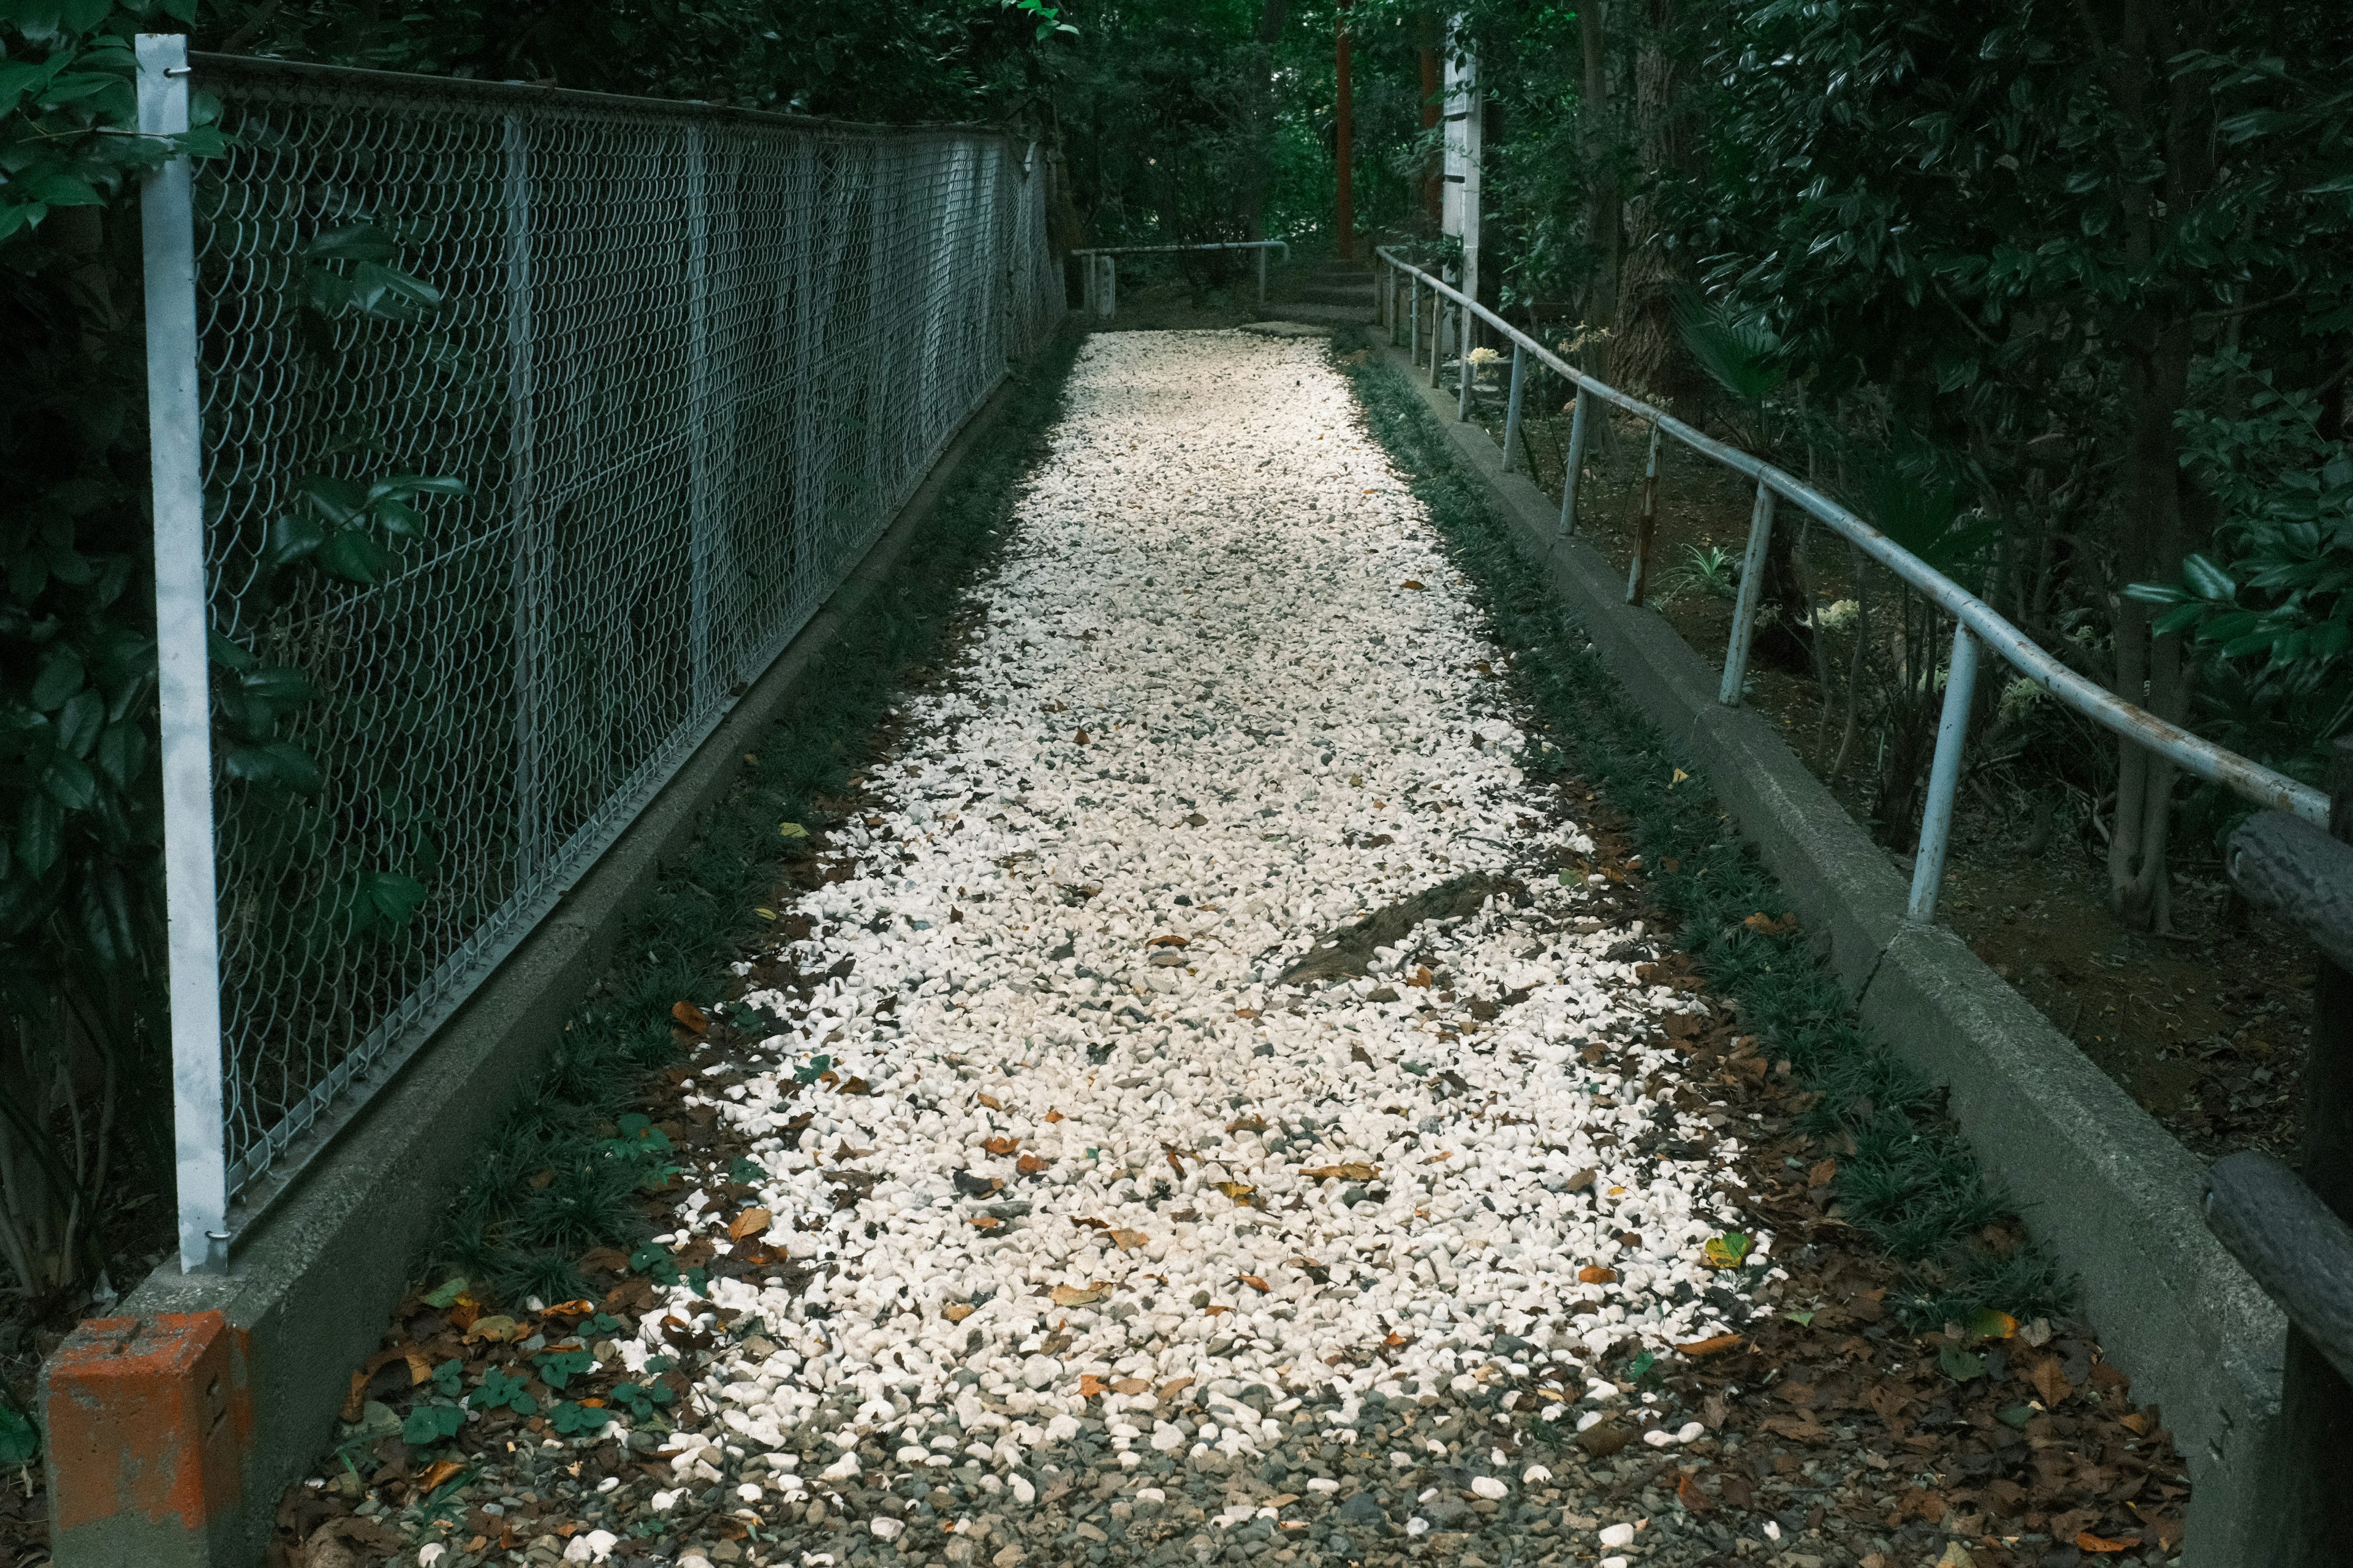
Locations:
1110;1229;1148;1250
1670;768;1689;787
1214;1181;1256;1201
1050;1284;1105;1307
753;907;777;921
778;821;808;838
943;1303;976;1322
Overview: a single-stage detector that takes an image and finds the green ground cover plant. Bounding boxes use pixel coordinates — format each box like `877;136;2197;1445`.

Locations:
1334;328;2066;1331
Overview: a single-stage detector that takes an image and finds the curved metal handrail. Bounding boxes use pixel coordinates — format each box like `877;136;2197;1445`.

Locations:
1373;247;2326;920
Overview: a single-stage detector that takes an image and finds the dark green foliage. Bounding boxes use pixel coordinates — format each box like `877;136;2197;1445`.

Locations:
426;331;1081;1306
1335;332;2067;1329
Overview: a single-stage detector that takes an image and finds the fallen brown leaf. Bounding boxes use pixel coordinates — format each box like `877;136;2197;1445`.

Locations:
1017;1154;1050;1176
1050;1284;1104;1307
2076;1534;2135;1555
2029;1355;2072;1409
1675;1333;1744;1358
1238;1274;1270;1292
1299;1162;1378;1181
670;1001;708;1034
1578;1265;1619;1284
976;1093;1003;1111
982;1135;1021;1156
727;1208;772;1243
1111;1229;1149;1250
1044;1110;1066;1123
943;1303;976;1322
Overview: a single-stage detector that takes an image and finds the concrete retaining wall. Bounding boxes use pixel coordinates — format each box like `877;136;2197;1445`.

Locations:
1370;338;2286;1567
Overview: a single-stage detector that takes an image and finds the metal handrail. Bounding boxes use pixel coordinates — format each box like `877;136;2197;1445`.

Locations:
1374;246;2327;923
1075;240;1291;313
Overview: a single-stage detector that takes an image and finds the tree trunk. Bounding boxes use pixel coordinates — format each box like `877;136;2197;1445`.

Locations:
1419;13;1442;225
1578;0;1620;377
1613;0;1692;405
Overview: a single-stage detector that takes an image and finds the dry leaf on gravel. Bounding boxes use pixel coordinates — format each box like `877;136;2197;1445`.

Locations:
727;1208;771;1242
670;1001;708;1034
1298;1162;1377;1181
1050;1284;1104;1307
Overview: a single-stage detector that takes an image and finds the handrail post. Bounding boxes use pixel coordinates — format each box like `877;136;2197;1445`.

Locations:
1430;295;1445;389
1501;341;1526;473
1626;420;1664;605
1557;391;1590;534
1906;618;1980;921
1457;307;1474;420
1257;243;1268;305
1409;275;1419;362
1715;474;1776;692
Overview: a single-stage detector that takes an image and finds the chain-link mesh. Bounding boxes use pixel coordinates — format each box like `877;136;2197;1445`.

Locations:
188;55;1060;1211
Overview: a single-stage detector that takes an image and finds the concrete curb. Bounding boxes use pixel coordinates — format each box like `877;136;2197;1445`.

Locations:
1367;338;2284;1566
42;334;1070;1568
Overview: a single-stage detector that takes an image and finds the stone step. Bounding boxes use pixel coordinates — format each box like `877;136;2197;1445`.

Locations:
1258;301;1374;327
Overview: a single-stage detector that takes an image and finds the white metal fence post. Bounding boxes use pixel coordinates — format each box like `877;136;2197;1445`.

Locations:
1256;243;1267;305
1909;621;1981;922
1409;276;1419;362
686;123;713;706
139;34;229;1276
504;111;544;884
1718;477;1778;704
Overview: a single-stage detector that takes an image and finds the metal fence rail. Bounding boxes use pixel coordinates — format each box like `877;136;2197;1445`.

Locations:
1070;240;1290;314
1374;247;2329;922
137;38;1062;1271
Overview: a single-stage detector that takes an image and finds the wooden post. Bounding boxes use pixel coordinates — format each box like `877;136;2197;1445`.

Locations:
1335;0;1354;260
2268;740;2353;1566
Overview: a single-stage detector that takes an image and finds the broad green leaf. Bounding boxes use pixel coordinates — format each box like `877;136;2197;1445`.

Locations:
17;795;64;877
42;754;96;810
2182;553;2238;602
31;646;83;710
55;688;102;757
316;528;390;585
222;740;324;794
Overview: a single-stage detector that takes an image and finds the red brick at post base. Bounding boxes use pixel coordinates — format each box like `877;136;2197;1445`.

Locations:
44;1312;254;1534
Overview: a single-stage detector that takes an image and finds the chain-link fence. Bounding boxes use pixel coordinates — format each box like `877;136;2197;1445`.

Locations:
139;43;1062;1268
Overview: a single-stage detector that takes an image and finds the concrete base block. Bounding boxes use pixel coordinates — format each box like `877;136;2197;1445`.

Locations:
1369;337;2285;1566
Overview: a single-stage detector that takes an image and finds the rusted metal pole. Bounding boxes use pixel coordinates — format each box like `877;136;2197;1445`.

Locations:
1335;0;1354;260
1625;420;1661;605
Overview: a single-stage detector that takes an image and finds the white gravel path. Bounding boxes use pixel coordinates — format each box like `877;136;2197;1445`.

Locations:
642;331;1770;1527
